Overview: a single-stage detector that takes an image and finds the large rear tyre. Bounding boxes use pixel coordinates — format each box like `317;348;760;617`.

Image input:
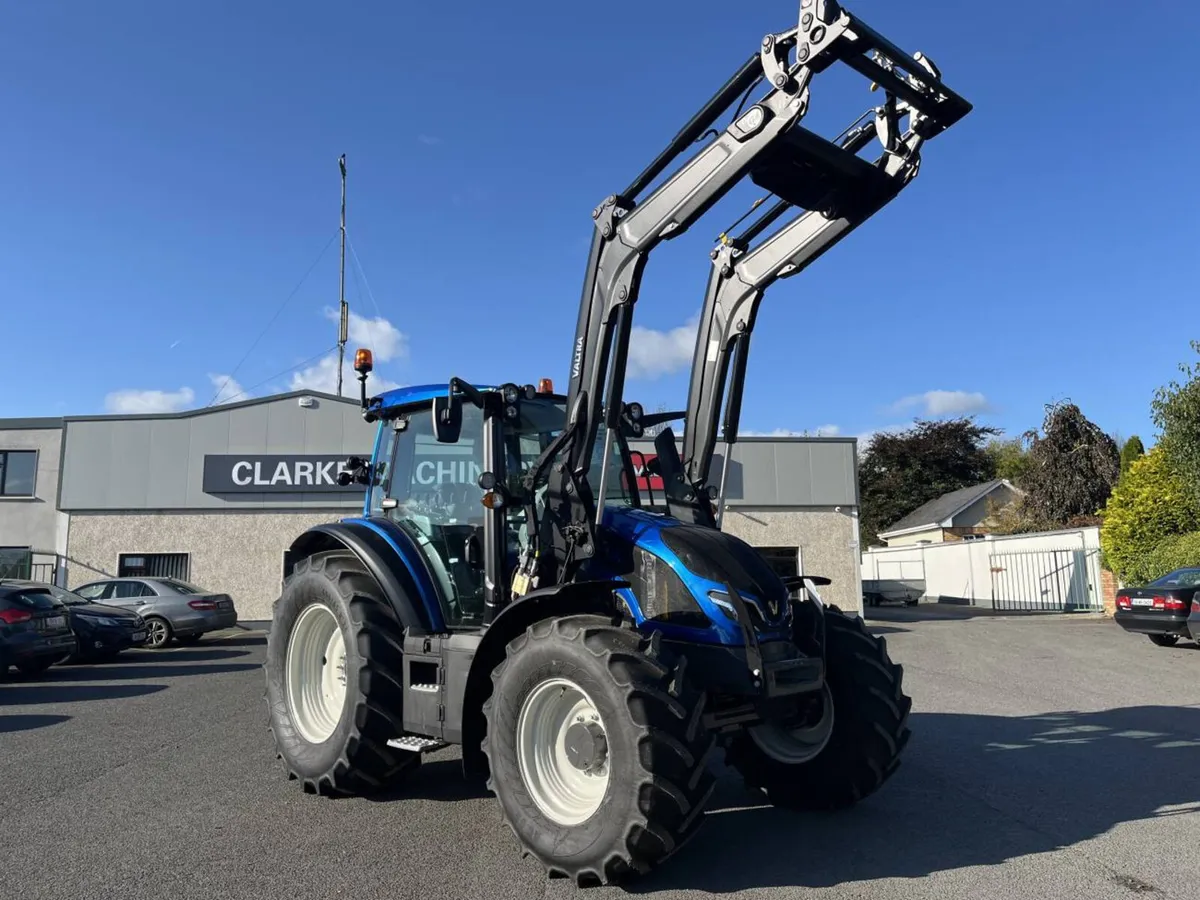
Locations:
482;615;716;886
264;551;418;797
727;607;911;811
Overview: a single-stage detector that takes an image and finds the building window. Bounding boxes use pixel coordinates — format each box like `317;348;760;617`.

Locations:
118;553;190;580
756;546;801;580
0;546;32;579
0;450;37;497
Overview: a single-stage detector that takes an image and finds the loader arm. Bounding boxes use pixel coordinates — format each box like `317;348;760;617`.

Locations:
677;107;933;520
532;0;971;582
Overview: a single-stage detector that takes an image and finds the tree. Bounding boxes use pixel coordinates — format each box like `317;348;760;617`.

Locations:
1021;401;1119;528
1150;340;1200;500
1099;446;1200;584
1119;435;1145;478
858;418;1000;545
986;437;1032;486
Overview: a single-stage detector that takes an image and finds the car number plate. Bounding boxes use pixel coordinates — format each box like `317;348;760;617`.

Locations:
1132;598;1154;607
132;631;147;641
44;615;67;629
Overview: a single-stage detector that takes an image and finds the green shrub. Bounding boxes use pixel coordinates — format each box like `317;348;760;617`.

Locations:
1137;532;1200;585
1100;446;1200;583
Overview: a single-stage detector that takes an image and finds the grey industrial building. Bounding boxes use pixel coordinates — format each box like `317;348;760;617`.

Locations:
0;391;863;620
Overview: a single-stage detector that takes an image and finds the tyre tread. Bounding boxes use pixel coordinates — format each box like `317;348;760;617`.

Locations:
482;614;714;886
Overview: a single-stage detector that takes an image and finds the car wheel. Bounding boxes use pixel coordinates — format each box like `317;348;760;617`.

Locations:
1148;633;1179;647
144;616;173;649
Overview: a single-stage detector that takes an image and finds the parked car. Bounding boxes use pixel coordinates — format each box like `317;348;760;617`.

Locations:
1187;593;1200;644
0;583;78;677
71;577;238;649
0;580;149;661
1114;566;1200;647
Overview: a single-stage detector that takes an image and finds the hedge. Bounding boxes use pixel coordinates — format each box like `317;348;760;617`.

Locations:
1135;531;1200;586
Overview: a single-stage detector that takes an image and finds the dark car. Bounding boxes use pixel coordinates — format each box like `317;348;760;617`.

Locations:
1114;566;1200;647
1187;592;1200;644
0;583;78;677
72;577;238;649
1;580;148;661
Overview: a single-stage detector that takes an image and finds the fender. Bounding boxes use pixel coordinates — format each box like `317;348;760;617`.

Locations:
286;521;436;635
459;579;630;776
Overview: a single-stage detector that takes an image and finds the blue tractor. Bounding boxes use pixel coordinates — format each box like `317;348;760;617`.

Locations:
264;1;971;885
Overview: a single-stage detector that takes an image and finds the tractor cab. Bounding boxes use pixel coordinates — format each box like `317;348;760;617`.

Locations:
349;372;644;633
347;363;796;652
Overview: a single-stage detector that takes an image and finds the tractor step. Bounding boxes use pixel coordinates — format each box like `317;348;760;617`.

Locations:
387;735;449;754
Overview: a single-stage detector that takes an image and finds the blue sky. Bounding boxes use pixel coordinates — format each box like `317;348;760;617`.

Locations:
2;0;1197;448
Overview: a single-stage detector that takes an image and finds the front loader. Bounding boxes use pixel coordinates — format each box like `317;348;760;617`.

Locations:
263;0;971;886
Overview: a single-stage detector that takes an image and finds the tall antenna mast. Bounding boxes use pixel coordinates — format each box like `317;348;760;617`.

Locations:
336;154;348;397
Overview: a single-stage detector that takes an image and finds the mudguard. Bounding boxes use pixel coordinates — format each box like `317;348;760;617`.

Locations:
286;521;436;635
459;580;629;776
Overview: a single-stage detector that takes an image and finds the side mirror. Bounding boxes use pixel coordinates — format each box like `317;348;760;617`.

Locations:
464;533;483;570
432;395;463;443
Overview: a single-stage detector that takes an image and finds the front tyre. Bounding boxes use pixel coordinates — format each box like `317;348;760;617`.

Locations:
264;551;418;797
727;607;911;811
482;615;716;886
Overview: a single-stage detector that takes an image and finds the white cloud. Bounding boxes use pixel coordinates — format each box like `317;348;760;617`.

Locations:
324;308;408;363
104;386;195;414
207;373;245;405
892;389;991;417
289;354;401;396
627;316;698;379
417;134;442;146
289;308;408;396
741;424;841;437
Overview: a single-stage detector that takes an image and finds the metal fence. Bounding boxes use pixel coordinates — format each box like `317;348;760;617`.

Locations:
989;547;1103;612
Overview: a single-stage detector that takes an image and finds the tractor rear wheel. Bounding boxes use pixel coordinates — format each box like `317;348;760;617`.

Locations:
726;607;911;810
482;614;715;886
264;550;418;796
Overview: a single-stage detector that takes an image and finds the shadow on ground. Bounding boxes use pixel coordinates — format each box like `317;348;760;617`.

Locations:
624;704;1200;894
0;713;71;733
865;603;1110;624
0;683;168;705
97;647;254;665
45;661;260;682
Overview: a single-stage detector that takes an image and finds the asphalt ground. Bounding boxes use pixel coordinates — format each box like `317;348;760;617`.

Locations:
2;607;1198;900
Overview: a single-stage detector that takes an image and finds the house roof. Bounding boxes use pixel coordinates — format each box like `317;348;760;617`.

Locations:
879;479;1016;538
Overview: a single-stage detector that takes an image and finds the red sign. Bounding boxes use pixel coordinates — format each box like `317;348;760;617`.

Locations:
624;453;664;492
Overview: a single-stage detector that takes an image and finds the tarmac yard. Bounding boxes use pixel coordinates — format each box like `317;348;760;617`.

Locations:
2;609;1197;900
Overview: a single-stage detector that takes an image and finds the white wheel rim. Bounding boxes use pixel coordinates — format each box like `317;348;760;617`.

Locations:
285;604;348;744
516;677;610;826
748;683;835;764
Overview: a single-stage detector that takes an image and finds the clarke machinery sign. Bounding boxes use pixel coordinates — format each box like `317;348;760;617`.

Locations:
202;455;365;494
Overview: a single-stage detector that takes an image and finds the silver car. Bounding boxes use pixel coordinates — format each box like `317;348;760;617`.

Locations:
72;577;238;649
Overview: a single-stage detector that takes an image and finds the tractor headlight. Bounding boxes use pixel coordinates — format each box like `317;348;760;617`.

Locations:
627;547;707;628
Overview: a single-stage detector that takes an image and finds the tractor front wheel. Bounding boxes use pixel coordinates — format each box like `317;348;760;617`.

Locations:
482;615;715;886
264;550;418;796
726;607;911;810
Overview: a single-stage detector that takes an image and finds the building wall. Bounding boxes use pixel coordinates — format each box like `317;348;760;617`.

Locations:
722;508;862;614
953;485;1020;528
862;526;1103;610
59;394;376;511
65;510;356;620
882;526;945;547
0;423;69;571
